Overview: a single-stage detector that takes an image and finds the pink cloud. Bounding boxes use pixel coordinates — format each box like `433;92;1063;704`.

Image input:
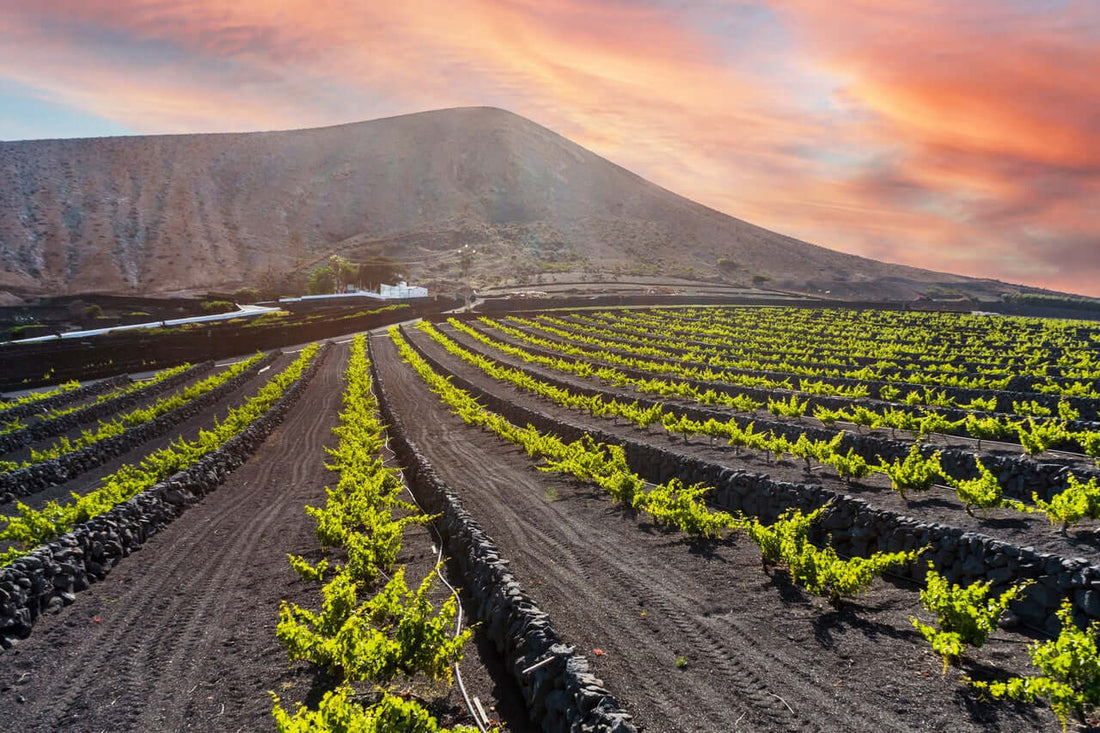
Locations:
764;0;1100;294
0;0;1097;295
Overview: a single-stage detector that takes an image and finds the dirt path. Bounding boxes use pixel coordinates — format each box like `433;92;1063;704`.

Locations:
0;354;291;516
0;346;347;732
0;338;525;733
434;322;1100;562
373;330;1059;732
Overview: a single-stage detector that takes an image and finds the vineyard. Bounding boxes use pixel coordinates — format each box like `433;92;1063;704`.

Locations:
2;305;1100;731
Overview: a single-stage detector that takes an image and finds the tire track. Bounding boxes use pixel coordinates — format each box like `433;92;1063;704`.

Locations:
1;354;293;516
372;329;1060;733
400;328;819;728
416;326;956;729
0;346;348;733
373;333;778;732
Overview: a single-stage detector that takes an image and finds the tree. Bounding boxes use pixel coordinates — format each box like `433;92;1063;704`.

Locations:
257;268;284;300
358;256;401;290
328;255;358;292
307;265;335;295
233;287;261;303
290;230;305;269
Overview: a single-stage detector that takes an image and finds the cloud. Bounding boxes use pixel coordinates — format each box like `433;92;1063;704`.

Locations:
757;0;1100;294
0;0;1097;295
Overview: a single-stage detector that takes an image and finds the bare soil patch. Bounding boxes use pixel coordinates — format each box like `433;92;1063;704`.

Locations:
0;341;516;731
434;322;1100;563
373;330;1062;732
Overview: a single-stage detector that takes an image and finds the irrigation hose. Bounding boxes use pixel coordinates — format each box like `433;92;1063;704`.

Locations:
381;441;489;733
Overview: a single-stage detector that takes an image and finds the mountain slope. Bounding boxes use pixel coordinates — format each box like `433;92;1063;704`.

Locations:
0;106;1010;299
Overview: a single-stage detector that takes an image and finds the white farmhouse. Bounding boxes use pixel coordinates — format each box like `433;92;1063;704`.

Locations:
379;281;428;299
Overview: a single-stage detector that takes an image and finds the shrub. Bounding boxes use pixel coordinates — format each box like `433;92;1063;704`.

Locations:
946;457;1028;516
272;686;479;732
276;566;470;683
233;286;261;303
632;479;734;539
965;415;1012;451
824;448;872;485
1017;418;1070;457
740;505;924;605
1082;431;1100;467
201;299;234;313
1034;474;1100;534
878;444;945;500
970;600;1100;730
911;565;1031;670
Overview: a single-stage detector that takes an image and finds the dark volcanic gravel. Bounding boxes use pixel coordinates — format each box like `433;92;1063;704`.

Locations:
373;329;1063;732
0;339;518;732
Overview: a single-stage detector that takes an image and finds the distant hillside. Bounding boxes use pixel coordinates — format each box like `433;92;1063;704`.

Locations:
0;106;1024;300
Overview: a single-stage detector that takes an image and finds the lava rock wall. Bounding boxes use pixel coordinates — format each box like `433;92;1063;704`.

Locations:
0;345;328;647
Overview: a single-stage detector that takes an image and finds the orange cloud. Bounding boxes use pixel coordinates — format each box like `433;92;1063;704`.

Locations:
0;0;1098;295
715;0;1100;294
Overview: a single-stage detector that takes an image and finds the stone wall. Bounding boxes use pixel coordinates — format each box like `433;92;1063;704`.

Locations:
370;341;636;733
0;345;329;648
0;353;278;500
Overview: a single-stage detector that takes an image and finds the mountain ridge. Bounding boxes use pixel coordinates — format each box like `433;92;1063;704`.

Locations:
0;106;1025;300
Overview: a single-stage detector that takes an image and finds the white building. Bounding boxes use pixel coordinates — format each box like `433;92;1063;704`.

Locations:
379;281;428;299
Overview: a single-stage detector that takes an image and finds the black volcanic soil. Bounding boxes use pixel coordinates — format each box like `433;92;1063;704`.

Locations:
0;315;1079;733
371;330;1063;732
0;340;519;732
430;321;1100;563
0;354;292;516
0;357;263;464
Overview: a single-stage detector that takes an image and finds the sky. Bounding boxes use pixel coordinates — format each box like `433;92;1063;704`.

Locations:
0;0;1097;296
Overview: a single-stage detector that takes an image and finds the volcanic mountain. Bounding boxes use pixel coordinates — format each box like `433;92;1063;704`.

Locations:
0;106;1014;300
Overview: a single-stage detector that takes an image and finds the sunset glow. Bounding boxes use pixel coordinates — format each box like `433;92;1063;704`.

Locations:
1;0;1096;295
